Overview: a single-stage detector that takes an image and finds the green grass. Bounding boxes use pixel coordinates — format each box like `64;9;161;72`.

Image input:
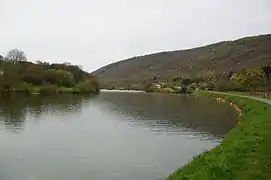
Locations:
166;91;271;180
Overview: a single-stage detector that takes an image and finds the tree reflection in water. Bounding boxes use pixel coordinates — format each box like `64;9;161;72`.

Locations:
0;93;94;133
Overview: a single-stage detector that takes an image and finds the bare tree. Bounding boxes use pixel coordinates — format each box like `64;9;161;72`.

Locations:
5;49;27;62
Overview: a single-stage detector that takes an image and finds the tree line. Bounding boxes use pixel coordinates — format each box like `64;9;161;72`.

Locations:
0;49;100;94
144;65;271;94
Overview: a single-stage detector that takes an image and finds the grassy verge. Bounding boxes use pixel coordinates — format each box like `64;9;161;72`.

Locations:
166;91;271;180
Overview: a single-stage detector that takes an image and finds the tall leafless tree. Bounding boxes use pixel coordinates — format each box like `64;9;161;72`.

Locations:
5;49;27;62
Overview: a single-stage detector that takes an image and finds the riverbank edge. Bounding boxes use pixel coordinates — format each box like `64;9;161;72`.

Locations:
166;91;271;180
0;86;100;95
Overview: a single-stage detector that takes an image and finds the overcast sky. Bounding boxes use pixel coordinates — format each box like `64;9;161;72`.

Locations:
1;0;271;72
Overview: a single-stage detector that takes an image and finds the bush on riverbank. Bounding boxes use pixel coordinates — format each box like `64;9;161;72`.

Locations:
39;84;58;95
75;78;100;94
160;87;176;93
0;82;100;95
0;51;100;95
167;91;271;180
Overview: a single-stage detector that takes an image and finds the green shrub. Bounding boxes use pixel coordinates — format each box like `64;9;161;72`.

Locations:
215;80;246;92
12;82;32;92
45;69;75;87
57;87;73;93
39;84;58;95
72;87;80;94
76;78;100;94
160;88;175;93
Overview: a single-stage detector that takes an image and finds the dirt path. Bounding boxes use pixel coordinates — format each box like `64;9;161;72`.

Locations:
208;91;271;105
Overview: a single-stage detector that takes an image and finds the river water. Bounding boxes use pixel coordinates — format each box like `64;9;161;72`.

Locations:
0;92;238;180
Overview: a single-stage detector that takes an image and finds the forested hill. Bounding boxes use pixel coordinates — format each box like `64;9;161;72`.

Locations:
92;34;271;89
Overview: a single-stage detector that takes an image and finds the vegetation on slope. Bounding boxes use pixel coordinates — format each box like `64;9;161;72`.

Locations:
0;49;100;94
92;34;271;90
167;91;271;180
143;66;271;95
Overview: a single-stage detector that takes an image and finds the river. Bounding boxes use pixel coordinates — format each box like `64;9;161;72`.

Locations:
0;92;238;180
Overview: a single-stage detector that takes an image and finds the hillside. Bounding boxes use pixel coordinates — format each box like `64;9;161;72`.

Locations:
92;34;271;89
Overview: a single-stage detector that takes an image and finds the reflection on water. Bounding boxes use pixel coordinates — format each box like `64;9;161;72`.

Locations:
0;94;94;133
93;92;237;138
0;92;238;180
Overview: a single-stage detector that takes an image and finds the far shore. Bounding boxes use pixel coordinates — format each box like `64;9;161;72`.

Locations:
100;89;145;93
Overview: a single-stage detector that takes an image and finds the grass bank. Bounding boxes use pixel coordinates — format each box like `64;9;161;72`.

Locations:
166;91;271;180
